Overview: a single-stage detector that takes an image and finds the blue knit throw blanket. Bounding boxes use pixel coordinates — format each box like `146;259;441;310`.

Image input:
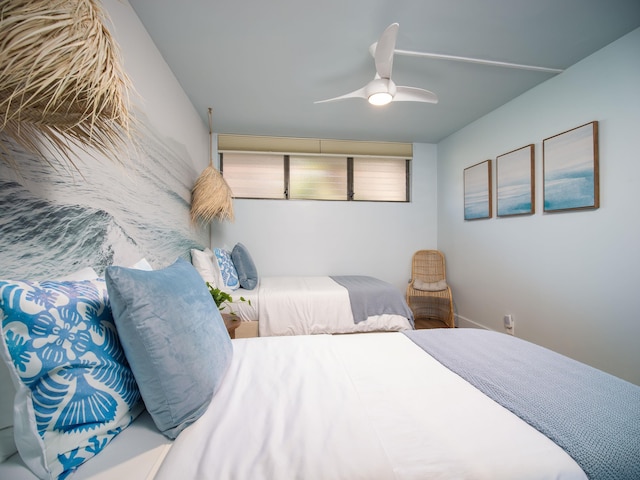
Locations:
404;329;640;480
331;275;414;326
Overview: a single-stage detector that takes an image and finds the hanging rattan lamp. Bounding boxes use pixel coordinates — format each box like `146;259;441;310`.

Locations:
190;108;234;224
0;0;134;169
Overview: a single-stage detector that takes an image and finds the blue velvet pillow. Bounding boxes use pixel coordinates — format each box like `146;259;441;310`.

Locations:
231;243;259;290
0;277;142;479
105;258;232;439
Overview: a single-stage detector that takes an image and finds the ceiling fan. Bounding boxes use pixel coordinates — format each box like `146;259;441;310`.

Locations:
315;23;436;106
315;23;563;107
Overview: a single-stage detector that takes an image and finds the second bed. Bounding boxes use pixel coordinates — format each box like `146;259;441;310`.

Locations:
222;275;414;336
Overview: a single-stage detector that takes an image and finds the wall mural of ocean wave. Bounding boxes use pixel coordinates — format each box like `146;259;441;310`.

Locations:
0;114;208;280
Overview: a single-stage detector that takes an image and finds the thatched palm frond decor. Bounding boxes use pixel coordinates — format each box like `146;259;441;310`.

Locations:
0;0;135;169
191;164;235;224
191;108;234;224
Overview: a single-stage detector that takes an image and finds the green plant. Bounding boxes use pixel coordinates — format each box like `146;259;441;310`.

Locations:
207;282;250;315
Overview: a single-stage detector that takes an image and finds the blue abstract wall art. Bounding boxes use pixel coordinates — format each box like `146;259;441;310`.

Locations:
464;159;492;220
543;121;599;212
497;144;535;217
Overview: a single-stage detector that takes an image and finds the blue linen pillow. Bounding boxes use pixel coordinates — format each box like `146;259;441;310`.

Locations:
213;248;240;290
0;277;142;479
105;258;232;439
231;243;258;290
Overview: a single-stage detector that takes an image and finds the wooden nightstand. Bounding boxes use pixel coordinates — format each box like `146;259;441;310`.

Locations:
221;313;241;339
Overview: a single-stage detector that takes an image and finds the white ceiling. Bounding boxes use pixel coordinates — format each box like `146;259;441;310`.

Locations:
128;0;640;144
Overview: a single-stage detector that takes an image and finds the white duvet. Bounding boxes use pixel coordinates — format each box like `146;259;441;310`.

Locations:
155;333;586;480
258;276;412;336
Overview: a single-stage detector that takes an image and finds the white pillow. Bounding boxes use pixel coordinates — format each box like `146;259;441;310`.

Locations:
191;248;221;287
129;258;153;271
0;266;99;463
413;279;448;291
55;266;98;281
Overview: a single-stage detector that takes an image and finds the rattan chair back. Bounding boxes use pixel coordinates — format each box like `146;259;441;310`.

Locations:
406;250;454;328
411;250;447;284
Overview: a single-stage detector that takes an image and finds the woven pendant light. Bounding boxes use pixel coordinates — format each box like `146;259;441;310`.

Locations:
0;0;134;170
190;108;234;224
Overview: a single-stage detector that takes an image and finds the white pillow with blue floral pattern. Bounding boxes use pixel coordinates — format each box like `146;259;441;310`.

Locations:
0;277;142;479
213;248;240;290
0;267;100;464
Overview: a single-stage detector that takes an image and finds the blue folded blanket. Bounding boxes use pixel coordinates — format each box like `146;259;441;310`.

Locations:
404;328;640;480
331;275;414;327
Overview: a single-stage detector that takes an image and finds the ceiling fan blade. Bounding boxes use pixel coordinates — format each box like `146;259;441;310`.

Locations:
394;86;439;104
314;86;367;104
315;24;439;107
374;23;398;79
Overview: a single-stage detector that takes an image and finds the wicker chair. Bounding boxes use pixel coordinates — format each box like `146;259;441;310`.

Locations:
406;250;454;328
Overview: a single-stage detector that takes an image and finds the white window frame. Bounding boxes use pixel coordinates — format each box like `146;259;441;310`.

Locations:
218;134;412;203
220;152;410;202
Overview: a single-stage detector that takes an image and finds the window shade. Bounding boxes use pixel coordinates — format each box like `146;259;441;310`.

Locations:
353;157;408;201
218;134;412;158
289;156;347;200
221;153;284;199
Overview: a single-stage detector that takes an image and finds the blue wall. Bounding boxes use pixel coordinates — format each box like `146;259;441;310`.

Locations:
212;142;439;292
437;28;640;384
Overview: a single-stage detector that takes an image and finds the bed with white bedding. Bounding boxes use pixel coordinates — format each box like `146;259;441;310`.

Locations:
156;332;587;480
256;275;413;336
191;246;414;336
216;276;414;336
4;329;640;479
212;275;414;335
2;259;639;480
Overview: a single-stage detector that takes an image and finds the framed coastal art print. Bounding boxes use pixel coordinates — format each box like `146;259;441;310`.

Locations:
543;121;599;212
464;159;492;220
496;144;535;217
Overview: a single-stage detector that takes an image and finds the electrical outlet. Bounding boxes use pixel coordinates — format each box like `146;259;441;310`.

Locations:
503;314;515;335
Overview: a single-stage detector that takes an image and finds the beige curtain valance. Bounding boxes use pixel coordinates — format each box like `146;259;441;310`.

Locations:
218;134;412;158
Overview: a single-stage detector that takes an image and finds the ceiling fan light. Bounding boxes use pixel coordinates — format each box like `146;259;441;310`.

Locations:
368;92;393;106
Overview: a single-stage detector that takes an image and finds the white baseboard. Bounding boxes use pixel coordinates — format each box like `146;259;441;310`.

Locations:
455;314;493;331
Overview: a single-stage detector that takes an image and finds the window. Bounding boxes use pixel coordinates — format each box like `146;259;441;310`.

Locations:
353;157;408;202
218;134;411;202
221;153;284;199
289;156;347;200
